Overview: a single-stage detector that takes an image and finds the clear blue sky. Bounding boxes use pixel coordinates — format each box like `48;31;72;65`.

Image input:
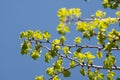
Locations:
0;0;120;80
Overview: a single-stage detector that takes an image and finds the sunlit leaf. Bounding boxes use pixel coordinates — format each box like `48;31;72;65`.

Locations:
43;31;51;40
74;37;81;44
35;76;44;80
85;51;95;59
30;50;40;60
70;60;75;68
46;67;54;76
53;75;60;80
60;36;66;43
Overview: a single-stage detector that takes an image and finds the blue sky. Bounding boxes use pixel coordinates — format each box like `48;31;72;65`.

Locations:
0;0;120;80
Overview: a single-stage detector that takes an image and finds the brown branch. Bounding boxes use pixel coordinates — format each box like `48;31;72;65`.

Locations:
64;17;120;24
29;39;120;51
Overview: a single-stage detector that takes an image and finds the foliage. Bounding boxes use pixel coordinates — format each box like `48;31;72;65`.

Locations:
85;0;120;9
19;0;120;80
102;0;120;9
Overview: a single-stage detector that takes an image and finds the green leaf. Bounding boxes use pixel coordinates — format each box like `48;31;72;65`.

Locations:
109;71;116;76
21;40;31;55
45;52;52;63
52;39;60;45
33;30;43;40
76;21;87;32
70;60;75;68
74;51;86;61
35;76;44;80
80;67;86;76
95;10;106;18
96;50;103;58
60;36;66;43
62;46;71;55
27;30;34;38
98;73;104;80
46;67;54;76
104;58;111;68
87;59;93;65
116;11;120;16
34;44;41;51
57;22;69;35
20;32;25;39
74;37;81;44
104;55;116;68
53;62;61;69
50;50;57;57
107;71;116;80
104;43;112;51
76;48;82;52
78;53;86;59
57;8;67;17
54;45;61;50
30;50;40;60
83;31;91;40
108;55;115;63
88;72;95;80
20;30;34;39
57;57;63;65
64;26;70;33
43;31;51;40
85;51;95;59
63;70;71;77
53;75;60;80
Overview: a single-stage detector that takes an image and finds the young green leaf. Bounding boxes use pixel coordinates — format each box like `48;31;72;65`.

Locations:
96;50;103;58
98;73;104;80
64;26;70;33
53;75;60;80
60;36;66;43
46;67;54;76
104;58;111;68
95;10;106;18
35;76;44;80
107;71;116;80
45;52;52;63
50;50;57;57
52;39;60;45
21;40;31;55
43;31;51;41
62;46;71;55
33;30;43;40
80;67;86;76
116;11;120;17
63;70;71;77
85;51;95;59
57;8;68;17
30;50;40;60
53;62;61;69
74;37;81;45
88;72;95;80
70;60;75;68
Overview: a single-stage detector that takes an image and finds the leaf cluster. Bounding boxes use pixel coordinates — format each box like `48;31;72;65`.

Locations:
20;3;120;80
